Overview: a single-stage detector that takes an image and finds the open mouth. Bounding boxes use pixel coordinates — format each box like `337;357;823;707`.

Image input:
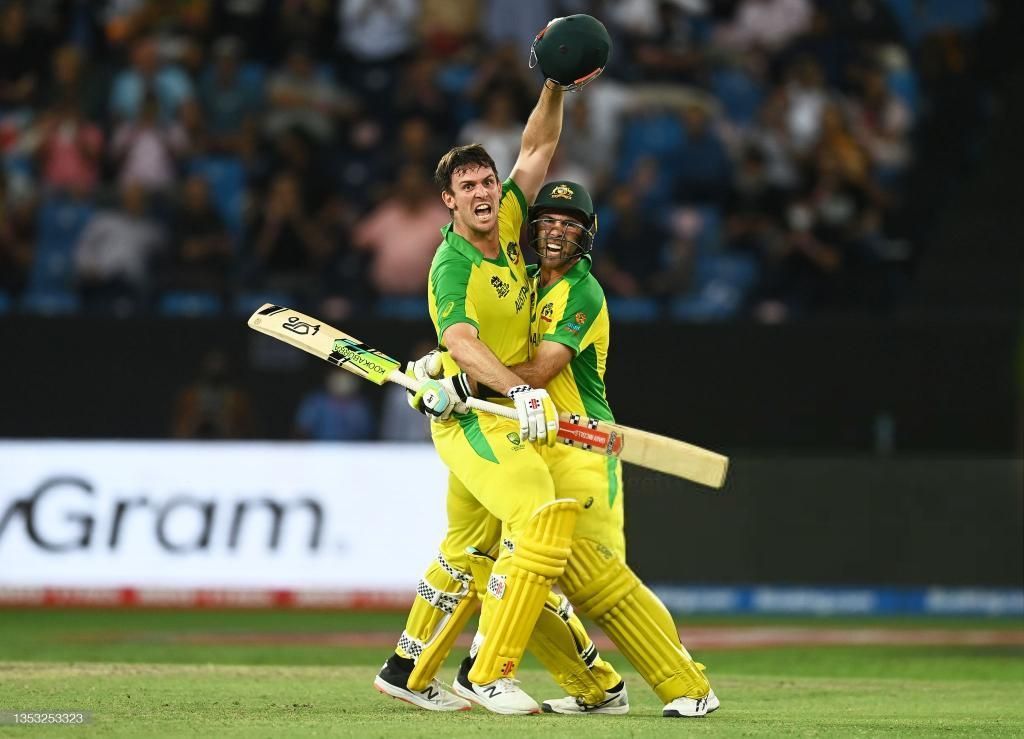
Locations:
473;203;493;218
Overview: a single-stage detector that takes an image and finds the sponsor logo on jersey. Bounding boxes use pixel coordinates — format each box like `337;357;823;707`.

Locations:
514;285;529;313
441;301;455;318
490;275;510;298
563;322;581;334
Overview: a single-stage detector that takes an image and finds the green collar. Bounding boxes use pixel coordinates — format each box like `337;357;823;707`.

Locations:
529;254;593;295
440;222;508;266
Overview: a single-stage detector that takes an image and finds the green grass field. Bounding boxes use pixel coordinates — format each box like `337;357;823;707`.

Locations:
1;609;1022;737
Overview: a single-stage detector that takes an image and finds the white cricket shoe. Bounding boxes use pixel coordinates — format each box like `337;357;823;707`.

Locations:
662;688;719;718
373;661;471;712
453;657;540;715
542;681;629;715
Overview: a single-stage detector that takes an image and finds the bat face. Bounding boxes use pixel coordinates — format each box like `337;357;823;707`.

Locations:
249;304;400;386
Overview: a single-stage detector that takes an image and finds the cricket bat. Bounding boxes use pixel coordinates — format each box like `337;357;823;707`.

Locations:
248;304;728;488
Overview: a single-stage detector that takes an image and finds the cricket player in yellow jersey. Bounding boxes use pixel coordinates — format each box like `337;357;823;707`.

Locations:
373;74;581;716
394;180;721;718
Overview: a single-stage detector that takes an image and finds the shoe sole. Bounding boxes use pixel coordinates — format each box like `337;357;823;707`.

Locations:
542;702;630;715
453;680;540;715
373;676;471;712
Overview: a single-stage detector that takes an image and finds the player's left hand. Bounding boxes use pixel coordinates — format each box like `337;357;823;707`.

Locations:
408;373;471;421
409;350;444;381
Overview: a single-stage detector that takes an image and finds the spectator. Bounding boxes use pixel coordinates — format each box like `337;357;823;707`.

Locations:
172;350;256;439
42;44;106;124
725;146;788;255
714;0;814;53
73;183;167;313
783;55;830;157
457;90;523;180
593;183;672;298
675;102;733;205
164;174;233;295
293;370;375;441
0;0;49;114
0;173;35;299
335;0;419;96
109;35;194;122
248;170;333;289
847;63;913;184
198;36;262;156
352;164;450;296
29;94;104;196
265;44;357;144
110;90;190;193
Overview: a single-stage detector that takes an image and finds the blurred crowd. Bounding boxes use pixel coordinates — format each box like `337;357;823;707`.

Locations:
0;0;1004;323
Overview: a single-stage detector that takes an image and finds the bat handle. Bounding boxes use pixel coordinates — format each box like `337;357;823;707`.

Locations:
384;369;520;422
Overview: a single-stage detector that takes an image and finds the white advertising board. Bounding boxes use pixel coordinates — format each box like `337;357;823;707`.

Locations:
0;442;447;591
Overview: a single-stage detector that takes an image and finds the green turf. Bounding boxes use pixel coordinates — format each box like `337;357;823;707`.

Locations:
0;609;1021;737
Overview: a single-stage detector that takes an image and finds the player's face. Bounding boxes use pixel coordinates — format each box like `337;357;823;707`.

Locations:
445;166;500;235
534;210;588;266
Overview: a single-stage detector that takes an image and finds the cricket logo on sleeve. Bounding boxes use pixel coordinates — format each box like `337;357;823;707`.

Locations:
506;241;520;264
540;302;554;322
574;311;587;325
283;316;320;335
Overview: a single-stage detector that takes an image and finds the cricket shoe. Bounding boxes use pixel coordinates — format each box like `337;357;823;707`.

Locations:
541;680;629;715
373;656;470;712
453;656;540;715
662;688;720;718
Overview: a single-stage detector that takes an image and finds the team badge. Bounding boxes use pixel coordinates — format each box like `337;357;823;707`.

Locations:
550;184;574;200
507;241;519;264
506;432;521;446
540;302;554;322
574;311;587;325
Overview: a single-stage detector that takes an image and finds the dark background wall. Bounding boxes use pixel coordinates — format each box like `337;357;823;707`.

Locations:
1;315;1019;453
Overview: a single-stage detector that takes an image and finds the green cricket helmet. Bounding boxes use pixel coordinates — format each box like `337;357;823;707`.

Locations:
529;14;611;91
528;180;598;261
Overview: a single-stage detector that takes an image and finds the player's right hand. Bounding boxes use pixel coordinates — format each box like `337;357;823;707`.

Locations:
409;374;471;421
506;385;559;446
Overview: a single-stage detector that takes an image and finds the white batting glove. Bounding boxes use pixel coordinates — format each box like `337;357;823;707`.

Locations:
409;350;444;381
408;374;471;421
506;385;559;446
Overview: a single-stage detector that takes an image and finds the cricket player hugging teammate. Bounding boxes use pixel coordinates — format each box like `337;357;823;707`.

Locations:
369;14;721;719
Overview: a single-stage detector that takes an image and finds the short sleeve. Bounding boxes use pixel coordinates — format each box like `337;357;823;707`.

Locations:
543;278;606;356
431;251;478;339
501;177;528;234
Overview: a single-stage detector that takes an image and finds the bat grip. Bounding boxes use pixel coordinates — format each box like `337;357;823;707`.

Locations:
384;369;519;422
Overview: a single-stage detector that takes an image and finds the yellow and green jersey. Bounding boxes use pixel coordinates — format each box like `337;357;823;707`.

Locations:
529;256;614;422
428;178;534;382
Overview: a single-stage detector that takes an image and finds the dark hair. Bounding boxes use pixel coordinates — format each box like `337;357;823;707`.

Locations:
434;144;498;194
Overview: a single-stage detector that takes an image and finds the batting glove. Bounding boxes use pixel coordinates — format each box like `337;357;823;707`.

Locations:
506;385;559;446
408;373;471;421
409;349;444;382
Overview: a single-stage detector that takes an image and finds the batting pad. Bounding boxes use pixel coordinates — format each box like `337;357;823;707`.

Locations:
400;553;477;691
468;499;580;684
560;538;711;703
467;546;619;704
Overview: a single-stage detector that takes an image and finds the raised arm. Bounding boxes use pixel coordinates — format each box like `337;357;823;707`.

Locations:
508;82;564;206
